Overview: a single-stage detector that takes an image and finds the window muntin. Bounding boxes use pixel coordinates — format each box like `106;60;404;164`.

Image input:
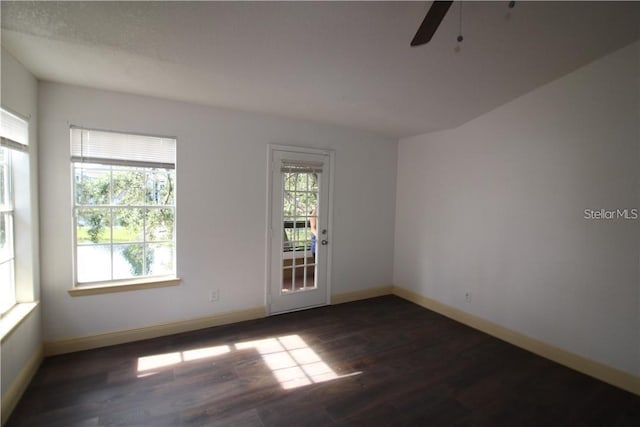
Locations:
71;128;176;285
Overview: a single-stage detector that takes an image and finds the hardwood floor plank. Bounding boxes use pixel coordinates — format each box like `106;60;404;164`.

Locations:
6;296;640;426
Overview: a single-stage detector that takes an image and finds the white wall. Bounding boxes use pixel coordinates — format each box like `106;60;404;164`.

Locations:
38;82;397;341
394;41;639;376
0;48;41;401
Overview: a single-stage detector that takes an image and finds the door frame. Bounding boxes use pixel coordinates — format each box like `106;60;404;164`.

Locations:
265;144;335;315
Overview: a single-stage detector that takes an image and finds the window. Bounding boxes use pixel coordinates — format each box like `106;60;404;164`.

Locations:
71;127;176;285
1;108;28;315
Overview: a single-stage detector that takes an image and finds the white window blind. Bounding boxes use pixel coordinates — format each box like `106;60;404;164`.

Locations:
71;127;176;169
281;160;323;174
0;108;28;151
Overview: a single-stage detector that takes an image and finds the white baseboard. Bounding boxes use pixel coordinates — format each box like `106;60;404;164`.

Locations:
392;285;640;396
1;345;43;426
44;285;397;356
44;307;266;356
332;285;393;304
42;286;397;356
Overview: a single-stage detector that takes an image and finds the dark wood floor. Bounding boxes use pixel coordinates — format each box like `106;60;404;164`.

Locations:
7;296;640;426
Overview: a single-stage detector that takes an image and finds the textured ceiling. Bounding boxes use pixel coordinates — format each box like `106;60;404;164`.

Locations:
2;1;639;138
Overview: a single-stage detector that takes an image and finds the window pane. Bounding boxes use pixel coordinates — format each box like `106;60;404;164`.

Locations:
146;169;175;205
0;212;14;263
0;163;5;207
0;260;16;314
284;173;295;191
296;193;316;216
309;173;319;191
77;245;111;283
112;168;145;205
77;208;111;244
148;243;174;276
114;243;148;279
0;147;9;208
296;173;307;189
113;208;144;243
146;208;174;241
283;195;295;217
291;194;304;216
75;165;110;205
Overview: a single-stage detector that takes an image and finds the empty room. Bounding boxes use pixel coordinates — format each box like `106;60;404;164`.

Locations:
1;1;639;425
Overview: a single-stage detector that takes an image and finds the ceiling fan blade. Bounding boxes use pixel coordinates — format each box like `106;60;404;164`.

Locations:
411;1;454;46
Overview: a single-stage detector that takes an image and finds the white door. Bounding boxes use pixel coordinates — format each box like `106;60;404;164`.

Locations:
268;148;331;314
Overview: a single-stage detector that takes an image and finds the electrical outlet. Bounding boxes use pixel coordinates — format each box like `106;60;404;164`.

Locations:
465;292;471;303
209;289;219;302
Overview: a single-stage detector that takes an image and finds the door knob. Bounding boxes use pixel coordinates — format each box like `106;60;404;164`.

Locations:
321;239;328;245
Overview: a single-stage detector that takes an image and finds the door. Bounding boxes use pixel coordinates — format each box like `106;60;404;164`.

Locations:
268;148;331;314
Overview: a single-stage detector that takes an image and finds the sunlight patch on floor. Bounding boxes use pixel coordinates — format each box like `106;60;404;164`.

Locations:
235;334;360;389
137;344;230;375
136;334;359;388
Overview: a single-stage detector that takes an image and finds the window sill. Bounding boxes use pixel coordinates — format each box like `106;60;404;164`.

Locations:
68;276;181;297
0;302;39;343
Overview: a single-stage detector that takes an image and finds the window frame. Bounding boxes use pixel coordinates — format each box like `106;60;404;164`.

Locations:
0;146;16;315
0;107;28;316
70;127;178;290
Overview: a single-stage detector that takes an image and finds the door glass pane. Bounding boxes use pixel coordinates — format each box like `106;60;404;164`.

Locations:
282;171;318;294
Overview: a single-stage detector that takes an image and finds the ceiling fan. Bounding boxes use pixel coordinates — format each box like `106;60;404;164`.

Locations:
411;1;453;46
411;1;515;47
